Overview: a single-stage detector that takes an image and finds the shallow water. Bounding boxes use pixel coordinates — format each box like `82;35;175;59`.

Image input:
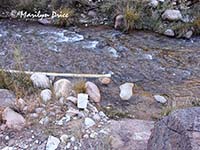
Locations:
0;19;200;119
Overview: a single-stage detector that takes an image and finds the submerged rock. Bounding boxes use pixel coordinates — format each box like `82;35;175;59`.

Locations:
86;81;101;103
2;107;26;130
54;79;72;99
119;83;134;100
30;73;50;89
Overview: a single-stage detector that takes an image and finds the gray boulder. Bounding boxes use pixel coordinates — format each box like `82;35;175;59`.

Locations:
148;107;200;150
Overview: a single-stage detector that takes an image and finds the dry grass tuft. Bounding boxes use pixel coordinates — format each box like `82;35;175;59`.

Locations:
73;79;86;94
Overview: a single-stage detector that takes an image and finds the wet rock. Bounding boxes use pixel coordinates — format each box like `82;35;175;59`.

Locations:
110;119;154;150
99;77;111;85
162;9;182;21
46;136;60;150
150;0;159;7
0;89;15;108
77;93;89;109
164;29;175;37
148;107;200;150
114;14;125;29
67;96;77;104
154;95;167;104
2;107;26;130
86;81;101;103
119;83;134;100
38;18;52;25
30;73;50;89
88;10;97;18
40;89;52;103
184;30;193;39
84;117;96;128
54;79;72;99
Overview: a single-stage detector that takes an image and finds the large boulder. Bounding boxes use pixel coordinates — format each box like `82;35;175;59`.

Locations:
54;79;72;99
148;107;200;150
30;73;50;89
110;119;154;150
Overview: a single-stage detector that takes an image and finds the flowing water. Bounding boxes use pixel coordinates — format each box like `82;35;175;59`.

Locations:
0;19;200;119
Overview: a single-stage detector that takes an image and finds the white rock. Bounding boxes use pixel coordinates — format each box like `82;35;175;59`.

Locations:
56;115;71;125
84;117;96;128
2;107;26;130
54;79;72;99
150;0;159;7
70;136;76;142
162;9;182;21
119;83;134;100
184;30;193;39
30;73;50;89
46;136;60;150
164;29;175;37
2;147;14;150
93;113;101;121
40;89;52;103
39;116;49;125
99;111;107;118
67;96;77;104
154;95;167;104
60;134;69;143
90;132;98;139
77;93;89;109
86;81;101;103
66;142;71;149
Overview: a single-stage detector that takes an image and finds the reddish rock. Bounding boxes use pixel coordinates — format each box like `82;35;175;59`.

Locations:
86;81;101;103
2;107;26;130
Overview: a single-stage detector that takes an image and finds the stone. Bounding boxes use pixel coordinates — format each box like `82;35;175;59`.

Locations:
164;29;175;37
0;89;15;108
56;115;71;125
66;142;71;149
39;116;49;125
93;113;101;121
77;93;89;109
40;89;52;103
38;18;52;25
162;9;182;21
88;10;97;18
114;14;125;29
99;77;111;85
30;73;50;89
154;95;167;104
67;96;77;104
2;107;26;130
60;134;69;144
86;81;101;103
150;0;159;7
15;98;26;109
2;147;14;150
54;79;72;99
84;117;96;128
184;30;193;39
148;107;200;150
109;119;154;150
46;136;60;150
119;83;134;100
